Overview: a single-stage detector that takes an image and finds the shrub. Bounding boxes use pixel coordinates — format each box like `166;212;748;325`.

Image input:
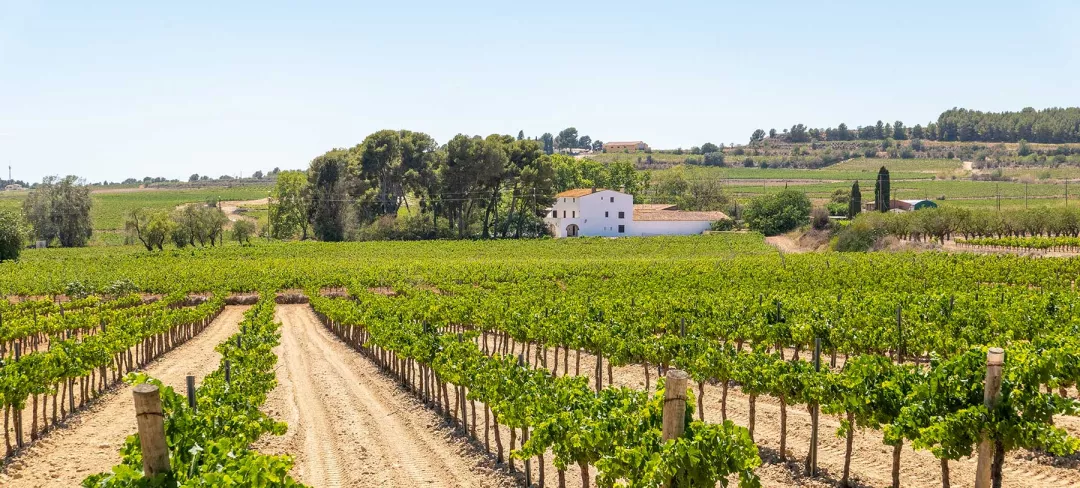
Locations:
743;189;811;236
864;148;877;158
833;214;886;252
811;206;833;230
710;219;736;231
703;152;725;166
743;158;754;167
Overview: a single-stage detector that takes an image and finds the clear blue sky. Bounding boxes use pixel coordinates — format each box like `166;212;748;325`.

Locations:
2;1;1077;183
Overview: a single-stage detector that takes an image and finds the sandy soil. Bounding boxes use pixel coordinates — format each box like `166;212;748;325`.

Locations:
218;198;268;224
255;305;515;488
475;334;1080;488
766;235;809;254
0;306;248;488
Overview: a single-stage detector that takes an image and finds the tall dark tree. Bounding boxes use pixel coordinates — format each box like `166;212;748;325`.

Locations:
517;130;525;141
579;135;592;150
750;129;766;144
555;127;579;152
307;149;351;241
540;133;555;155
788;124;809;143
22;175;93;247
893;121;907;140
874;167;891;212
701;142;720;153
849;181;862;218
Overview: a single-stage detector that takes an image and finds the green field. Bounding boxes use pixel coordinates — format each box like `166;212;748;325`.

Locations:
830;157;963;173
0;185;272;231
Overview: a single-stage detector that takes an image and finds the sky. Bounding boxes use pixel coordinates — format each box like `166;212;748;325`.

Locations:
1;1;1078;183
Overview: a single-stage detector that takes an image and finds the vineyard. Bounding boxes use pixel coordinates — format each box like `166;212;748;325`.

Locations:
1;234;1079;487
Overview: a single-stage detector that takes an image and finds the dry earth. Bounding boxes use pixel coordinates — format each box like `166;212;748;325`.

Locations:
254;305;516;488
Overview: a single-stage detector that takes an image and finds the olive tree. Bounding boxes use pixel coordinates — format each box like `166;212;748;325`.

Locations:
22;175;93;247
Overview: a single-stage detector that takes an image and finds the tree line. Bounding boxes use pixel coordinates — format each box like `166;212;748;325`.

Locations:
269;129;647;241
751;107;1080;145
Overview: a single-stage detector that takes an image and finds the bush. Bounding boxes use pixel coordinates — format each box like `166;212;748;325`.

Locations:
899;147;915;159
0;210;27;262
811;206;833;230
910;138;924;151
703;152;725;166
864;148;877;158
743;158;754;167
743;189;811;236
710;219;736;231
103;279;138;297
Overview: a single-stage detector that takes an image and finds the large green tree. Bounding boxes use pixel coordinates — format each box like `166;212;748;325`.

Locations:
307;149;351;241
555;127;579;153
0;209;27;262
440;135;507;237
22;175;93;247
270;170;310;240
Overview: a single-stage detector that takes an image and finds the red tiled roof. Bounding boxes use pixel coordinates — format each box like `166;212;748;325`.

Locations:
556;188;606;197
633;206;729;222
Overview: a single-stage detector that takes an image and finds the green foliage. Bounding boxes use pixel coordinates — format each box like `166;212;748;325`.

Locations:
23;175;93;247
270;170;310;240
0;209;28;261
83;297;306;487
743;189;811;236
232;219;256;245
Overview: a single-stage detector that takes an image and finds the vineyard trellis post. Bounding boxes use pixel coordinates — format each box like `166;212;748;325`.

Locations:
133;383;171;477
662;369;689;442
808;337;820;477
186;375;196;411
974;347;1004;488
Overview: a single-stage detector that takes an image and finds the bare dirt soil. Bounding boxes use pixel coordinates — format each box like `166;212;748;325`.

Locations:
765;235;810;254
0;306;248;488
254;305;516;488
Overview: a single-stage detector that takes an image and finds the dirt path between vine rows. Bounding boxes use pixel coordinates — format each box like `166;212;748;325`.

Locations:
254;305;515;488
478;335;1080;488
0;306;248;488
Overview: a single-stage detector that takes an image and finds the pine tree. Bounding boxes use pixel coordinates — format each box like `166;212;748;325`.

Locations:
849;181;862;218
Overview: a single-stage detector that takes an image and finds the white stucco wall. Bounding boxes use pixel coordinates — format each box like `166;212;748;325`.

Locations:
632;220;712;236
545;190;632;237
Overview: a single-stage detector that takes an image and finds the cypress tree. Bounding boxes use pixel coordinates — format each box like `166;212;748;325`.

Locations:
849;181;862;218
875;166;891;212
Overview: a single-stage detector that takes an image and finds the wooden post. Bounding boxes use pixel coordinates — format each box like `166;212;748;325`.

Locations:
186;376;196;411
662;369;689;442
224;360;231;384
807;337;821;477
133;383;170;477
974;348;1004;488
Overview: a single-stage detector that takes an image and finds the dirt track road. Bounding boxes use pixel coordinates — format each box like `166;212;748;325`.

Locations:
256;305;514;488
0;306;247;488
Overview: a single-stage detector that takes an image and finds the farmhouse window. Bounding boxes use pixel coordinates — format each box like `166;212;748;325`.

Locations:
618;211;625;219
618;225;625;233
605;211;609;217
610;197;614;203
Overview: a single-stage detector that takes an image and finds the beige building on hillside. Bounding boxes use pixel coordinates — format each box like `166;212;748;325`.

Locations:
603;141;649;153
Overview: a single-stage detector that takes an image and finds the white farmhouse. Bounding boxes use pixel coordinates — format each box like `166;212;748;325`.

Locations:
544;188;729;238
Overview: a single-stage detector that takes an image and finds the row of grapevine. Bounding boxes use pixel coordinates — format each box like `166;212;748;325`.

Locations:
330;285;1080;487
83;295;306;487
1;293;187;359
0;295;224;459
959;236;1080;251
311;295;763;488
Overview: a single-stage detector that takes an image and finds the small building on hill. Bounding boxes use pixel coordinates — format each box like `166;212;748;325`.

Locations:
603;141;649;153
544;188;728;237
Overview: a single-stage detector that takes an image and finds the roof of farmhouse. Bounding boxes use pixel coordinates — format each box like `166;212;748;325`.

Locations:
633;205;729;222
555;188;609;198
605;141;644;145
